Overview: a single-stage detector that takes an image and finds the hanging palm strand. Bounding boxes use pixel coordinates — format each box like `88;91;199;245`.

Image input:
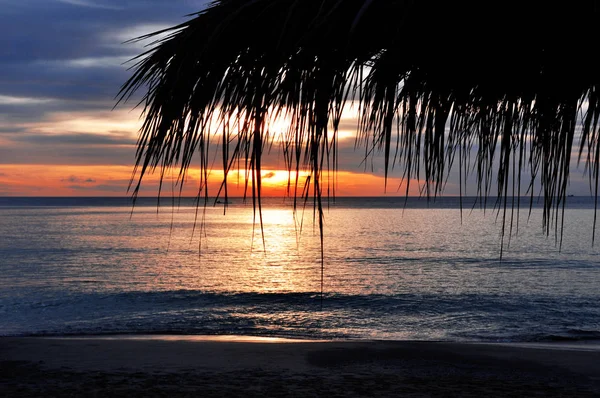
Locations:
118;0;600;252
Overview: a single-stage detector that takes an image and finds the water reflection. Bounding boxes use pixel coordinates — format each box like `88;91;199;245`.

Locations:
1;203;599;298
2;201;600;340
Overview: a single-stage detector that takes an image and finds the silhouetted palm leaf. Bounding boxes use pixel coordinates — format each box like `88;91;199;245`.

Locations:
117;0;600;258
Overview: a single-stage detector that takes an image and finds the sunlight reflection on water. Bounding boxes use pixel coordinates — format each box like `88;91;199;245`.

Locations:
1;198;599;340
2;202;599;297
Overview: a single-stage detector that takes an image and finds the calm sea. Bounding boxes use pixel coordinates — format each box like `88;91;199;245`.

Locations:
1;196;599;342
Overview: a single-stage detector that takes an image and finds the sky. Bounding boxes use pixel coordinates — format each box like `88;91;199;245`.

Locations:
0;0;413;198
0;0;593;197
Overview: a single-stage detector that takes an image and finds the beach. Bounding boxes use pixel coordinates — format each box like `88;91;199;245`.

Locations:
2;336;600;397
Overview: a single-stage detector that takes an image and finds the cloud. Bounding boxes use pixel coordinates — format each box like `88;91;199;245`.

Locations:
105;23;176;49
0;95;56;106
40;56;131;69
11;132;136;146
262;171;276;179
57;0;123;10
67;183;126;192
61;176;97;184
0;1;209;106
0;143;136;166
0;126;25;134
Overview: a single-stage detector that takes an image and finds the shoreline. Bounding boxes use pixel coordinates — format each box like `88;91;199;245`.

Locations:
22;333;600;350
2;336;600;396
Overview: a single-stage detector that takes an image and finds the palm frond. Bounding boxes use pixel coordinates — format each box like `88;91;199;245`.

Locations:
117;0;600;256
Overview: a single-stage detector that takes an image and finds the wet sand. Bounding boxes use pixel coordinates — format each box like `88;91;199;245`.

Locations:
2;336;600;397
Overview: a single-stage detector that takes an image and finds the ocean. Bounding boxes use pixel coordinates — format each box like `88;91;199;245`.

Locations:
1;196;599;342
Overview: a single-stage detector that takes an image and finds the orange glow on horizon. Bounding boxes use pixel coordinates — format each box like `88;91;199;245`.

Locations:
0;164;420;197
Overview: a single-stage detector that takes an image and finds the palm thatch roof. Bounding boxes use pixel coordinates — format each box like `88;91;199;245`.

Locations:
118;0;600;248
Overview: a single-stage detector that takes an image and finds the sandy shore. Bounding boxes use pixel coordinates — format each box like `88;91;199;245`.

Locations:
2;336;600;397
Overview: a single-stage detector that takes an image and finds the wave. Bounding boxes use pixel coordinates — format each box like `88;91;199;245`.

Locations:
2;290;599;343
530;329;600;342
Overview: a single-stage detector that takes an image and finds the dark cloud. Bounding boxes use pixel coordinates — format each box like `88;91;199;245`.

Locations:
65;183;122;192
61;176;97;184
1;1;209;61
262;171;276;179
0;128;137;165
66;181;156;194
11;132;136;146
0;126;26;134
0;143;135;165
0;1;210;113
86;183;128;192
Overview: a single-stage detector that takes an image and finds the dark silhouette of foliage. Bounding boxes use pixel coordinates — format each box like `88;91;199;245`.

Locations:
118;0;600;255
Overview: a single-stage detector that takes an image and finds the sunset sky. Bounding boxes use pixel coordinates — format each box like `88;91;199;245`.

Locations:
0;0;592;197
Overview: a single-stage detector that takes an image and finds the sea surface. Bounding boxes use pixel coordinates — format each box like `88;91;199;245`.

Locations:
1;196;599;342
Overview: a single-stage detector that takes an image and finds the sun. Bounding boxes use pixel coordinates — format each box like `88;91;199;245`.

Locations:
260;170;307;189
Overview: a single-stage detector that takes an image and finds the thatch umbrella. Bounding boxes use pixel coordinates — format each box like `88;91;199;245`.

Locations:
118;0;600;254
